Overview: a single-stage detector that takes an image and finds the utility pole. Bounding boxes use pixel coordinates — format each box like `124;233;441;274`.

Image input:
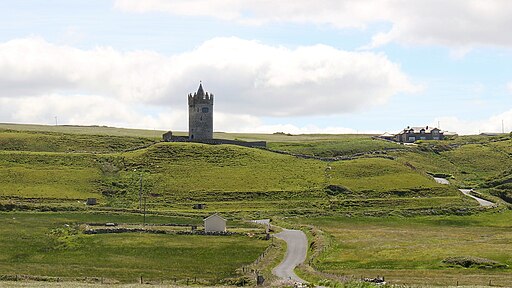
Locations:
54;116;58;126
139;174;143;211
143;197;147;226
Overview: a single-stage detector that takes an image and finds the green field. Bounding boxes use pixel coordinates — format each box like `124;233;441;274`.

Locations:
1;124;512;286
0;212;267;284
267;134;403;157
295;211;512;287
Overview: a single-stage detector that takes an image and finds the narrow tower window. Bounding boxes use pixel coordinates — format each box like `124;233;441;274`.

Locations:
202;107;209;113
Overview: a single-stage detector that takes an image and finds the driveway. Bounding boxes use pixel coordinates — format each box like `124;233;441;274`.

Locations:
433;177;451;185
459;189;495;207
272;229;308;283
433;177;494;207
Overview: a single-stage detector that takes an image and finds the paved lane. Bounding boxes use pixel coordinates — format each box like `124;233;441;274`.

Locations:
459;189;495;207
272;229;308;283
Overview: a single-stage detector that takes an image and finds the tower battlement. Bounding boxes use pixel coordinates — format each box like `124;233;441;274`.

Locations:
188;92;214;105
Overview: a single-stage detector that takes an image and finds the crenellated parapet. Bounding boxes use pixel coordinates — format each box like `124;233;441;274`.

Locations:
188;92;214;106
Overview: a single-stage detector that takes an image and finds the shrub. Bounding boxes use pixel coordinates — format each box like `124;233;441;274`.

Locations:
442;256;508;269
325;185;352;196
220;275;254;286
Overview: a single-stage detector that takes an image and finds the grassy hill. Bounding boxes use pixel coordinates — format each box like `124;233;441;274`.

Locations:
2;124;511;214
0;126;471;216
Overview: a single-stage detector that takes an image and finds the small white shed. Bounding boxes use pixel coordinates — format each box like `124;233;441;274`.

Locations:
204;213;227;232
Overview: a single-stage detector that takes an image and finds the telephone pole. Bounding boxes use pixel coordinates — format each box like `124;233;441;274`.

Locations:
139;174;143;211
143;197;147;226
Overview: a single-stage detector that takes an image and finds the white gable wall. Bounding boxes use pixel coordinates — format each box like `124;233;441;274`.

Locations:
204;215;226;232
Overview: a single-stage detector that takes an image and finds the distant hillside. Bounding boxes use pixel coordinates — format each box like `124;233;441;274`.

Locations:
2;123;510;216
0;123;169;138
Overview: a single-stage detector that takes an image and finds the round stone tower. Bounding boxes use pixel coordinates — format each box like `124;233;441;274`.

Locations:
188;82;214;140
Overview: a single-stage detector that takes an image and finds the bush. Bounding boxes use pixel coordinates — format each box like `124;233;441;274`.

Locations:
442;256;508;269
220;275;254;286
325;185;352;196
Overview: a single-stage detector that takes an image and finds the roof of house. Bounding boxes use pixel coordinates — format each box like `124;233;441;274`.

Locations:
203;213;227;222
379;132;394;137
398;126;442;134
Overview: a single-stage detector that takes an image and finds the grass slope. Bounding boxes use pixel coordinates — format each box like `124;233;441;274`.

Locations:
0;129;156;153
0;151;101;199
268;135;402;157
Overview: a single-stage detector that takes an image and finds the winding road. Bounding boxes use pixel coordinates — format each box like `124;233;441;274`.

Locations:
459;189;495;207
272;229;308;283
433;177;495;207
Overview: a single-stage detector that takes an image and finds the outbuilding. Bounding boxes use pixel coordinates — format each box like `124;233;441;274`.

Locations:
203;213;227;232
162;131;173;142
378;132;395;141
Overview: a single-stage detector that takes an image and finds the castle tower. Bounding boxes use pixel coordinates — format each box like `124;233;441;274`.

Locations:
188;82;214;140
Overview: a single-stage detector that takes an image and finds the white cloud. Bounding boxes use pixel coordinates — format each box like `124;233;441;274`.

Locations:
435;110;512;135
0;37;170;102
507;82;512;94
115;0;512;50
0;37;416;120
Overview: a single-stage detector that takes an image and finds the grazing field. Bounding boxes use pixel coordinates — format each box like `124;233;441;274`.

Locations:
0;123;168;139
441;144;511;186
267;135;402;157
295;211;512;286
0;130;157;153
0;151;101;199
0;212;267;284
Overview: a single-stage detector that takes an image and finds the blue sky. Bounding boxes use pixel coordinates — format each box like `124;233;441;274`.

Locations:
1;0;512;134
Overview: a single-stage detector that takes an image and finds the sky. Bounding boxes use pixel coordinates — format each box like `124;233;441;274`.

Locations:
1;1;512;135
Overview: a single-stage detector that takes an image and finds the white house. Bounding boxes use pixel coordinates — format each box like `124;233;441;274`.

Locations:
203;213;227;232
